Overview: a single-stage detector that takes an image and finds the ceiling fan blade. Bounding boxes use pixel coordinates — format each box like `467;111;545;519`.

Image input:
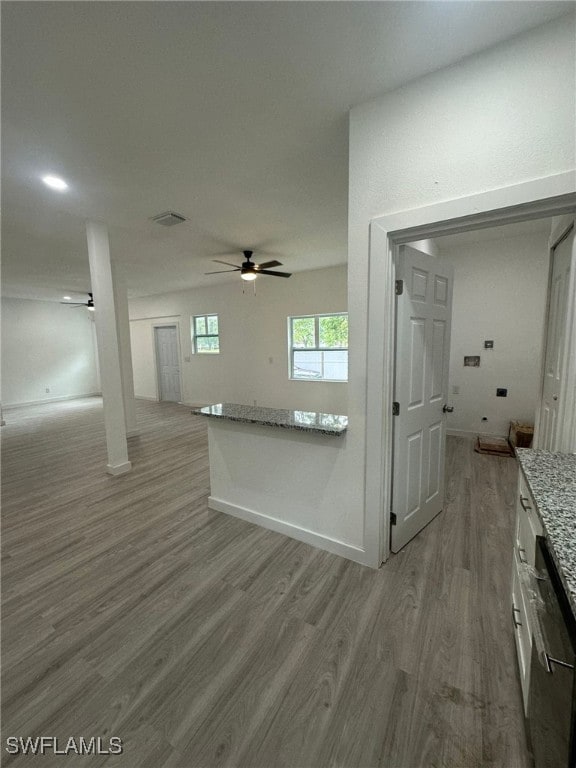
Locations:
255;260;282;270
205;269;241;274
257;269;292;278
212;259;241;268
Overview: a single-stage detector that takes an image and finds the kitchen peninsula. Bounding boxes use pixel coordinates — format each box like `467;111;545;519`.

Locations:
192;403;364;562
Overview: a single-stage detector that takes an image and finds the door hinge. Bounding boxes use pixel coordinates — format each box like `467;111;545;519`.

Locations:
392;401;400;416
390;512;397;525
395;279;404;296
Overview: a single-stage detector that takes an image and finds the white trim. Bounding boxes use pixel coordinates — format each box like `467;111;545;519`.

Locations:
366;173;576;565
534;219;576;450
106;460;132;476
381;173;575;242
554;223;576;453
208;496;369;565
3;392;102;409
130;314;183;322
365;222;394;567
135;394;159;402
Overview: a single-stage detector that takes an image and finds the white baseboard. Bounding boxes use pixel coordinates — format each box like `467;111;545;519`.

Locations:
208;496;370;566
447;428;507;439
135;395;159;402
3;392;102;410
106;461;132;476
126;429;140;438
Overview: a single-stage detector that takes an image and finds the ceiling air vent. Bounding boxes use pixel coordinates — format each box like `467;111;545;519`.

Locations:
151;211;187;227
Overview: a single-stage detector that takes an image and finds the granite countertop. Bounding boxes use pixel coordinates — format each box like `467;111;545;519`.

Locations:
192;403;348;436
515;449;576;616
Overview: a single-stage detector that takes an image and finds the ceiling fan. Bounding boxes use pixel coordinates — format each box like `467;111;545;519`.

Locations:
206;250;291;281
61;292;95;311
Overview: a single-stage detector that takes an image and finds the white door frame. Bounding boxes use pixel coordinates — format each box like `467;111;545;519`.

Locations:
365;172;576;566
152;321;183;403
534;218;576;451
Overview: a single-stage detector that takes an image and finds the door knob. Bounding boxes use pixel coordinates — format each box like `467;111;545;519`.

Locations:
443;405;454;413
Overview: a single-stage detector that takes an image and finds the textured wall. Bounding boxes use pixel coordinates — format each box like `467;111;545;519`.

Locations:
440;230;550;436
2;298;100;406
129;265;348;415
345;16;575;558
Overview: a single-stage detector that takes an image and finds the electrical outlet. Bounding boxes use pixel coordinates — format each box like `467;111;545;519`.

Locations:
452;385;460;395
484;340;494;349
496;388;508;397
45;387;50;393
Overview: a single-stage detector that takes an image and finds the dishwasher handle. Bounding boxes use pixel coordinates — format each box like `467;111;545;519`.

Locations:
544;654;575;674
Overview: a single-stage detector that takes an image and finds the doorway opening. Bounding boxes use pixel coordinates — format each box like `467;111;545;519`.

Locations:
365;176;576;565
154;324;182;403
389;218;560;553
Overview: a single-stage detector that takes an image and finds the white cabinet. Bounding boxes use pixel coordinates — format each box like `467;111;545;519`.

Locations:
514;473;543;568
512;557;532;713
512;471;543;714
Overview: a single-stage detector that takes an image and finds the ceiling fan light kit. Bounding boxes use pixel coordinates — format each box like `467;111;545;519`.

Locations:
206;250;292;282
61;292;95;310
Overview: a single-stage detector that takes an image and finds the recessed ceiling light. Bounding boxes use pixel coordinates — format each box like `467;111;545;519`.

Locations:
63;296;71;300
42;175;68;191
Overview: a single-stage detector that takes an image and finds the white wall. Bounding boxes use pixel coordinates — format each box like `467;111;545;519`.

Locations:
439;231;549;437
344;16;574;562
1;298;100;406
129;265;348;415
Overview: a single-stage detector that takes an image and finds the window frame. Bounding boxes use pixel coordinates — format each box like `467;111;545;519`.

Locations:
288;312;348;382
192;313;220;354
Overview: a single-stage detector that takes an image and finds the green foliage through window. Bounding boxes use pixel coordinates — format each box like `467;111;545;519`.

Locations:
288;313;348;381
193;314;220;354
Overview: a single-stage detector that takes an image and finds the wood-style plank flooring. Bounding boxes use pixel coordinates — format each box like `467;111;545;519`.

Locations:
1;397;532;767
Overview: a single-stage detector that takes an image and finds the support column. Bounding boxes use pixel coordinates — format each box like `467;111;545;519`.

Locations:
112;266;138;437
86;221;131;475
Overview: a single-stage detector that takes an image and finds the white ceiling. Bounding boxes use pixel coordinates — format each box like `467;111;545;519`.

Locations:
2;1;572;301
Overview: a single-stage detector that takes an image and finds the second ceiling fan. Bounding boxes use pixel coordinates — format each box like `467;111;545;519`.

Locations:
61;292;95;311
206;251;291;282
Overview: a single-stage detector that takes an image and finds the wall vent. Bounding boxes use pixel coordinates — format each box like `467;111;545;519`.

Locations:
151;211;187;227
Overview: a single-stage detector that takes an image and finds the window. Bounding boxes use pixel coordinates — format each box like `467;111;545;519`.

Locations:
288;313;348;381
193;314;219;353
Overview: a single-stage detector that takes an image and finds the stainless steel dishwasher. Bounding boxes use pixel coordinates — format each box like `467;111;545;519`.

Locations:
528;536;576;768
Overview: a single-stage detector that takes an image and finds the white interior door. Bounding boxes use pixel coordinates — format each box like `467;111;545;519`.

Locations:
538;225;575;450
391;245;454;553
155;325;181;403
